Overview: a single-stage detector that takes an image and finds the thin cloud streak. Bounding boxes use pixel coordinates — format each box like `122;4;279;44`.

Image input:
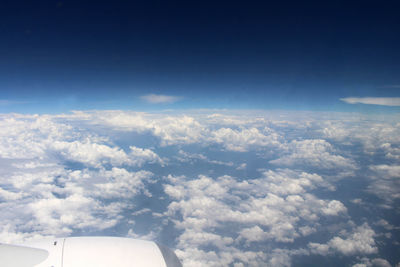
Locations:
141;94;182;104
0;100;29;106
340;97;400;106
379;85;400;88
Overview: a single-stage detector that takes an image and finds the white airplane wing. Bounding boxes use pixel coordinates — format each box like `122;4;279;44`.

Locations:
0;237;182;267
0;243;49;267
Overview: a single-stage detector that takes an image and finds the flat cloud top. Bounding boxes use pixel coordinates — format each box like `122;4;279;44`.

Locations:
340;97;400;106
140;94;182;104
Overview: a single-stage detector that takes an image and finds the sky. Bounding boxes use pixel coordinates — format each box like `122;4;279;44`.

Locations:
0;1;400;267
0;0;399;113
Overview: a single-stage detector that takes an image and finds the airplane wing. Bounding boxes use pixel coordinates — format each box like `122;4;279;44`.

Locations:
0;237;182;267
0;243;49;267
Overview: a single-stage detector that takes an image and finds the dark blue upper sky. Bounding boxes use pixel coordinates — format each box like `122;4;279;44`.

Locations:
0;0;399;113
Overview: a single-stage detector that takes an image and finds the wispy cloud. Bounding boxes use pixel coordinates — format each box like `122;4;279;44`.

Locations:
340;97;400;106
140;94;182;104
0;100;28;106
379;85;400;89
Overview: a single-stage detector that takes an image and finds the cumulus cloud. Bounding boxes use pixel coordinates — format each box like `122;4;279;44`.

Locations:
0;110;397;266
65;110;284;150
270;139;357;172
0;113;162;241
93;168;153;199
164;169;346;266
340;97;400;106
352;257;392;267
321;119;400;156
309;223;378;256
369;165;400;179
140;94;182;104
211;127;282;152
367;164;400;205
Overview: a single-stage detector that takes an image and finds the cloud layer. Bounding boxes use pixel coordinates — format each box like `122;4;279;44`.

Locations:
0;110;398;266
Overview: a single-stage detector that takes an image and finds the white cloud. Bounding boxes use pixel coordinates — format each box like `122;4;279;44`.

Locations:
129;146;164;166
176;150;233;166
309;223;378;256
370;258;392;267
51;140;132;167
270;139;357;172
341;97;400;106
352;257;392;267
380;143;400;160
211;127;282;152
165;169;346;266
140;94;182;104
321;119;400;157
236;163;247;170
68;110;284;150
375;219;399;231
93;168;153;199
369;165;400;179
367;164;400;204
0;110;397;266
238;226;269;243
0;187;23;200
28;193;115;234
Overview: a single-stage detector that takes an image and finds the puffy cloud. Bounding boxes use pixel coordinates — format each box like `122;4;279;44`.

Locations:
321;118;400;156
321;200;347;216
309;223;378;256
0;114;71;159
28;193;117;234
128;146;164;166
0;187;23;200
0;165;149;239
270;139;356;171
367;165;400;205
0;110;397;266
94;168;153;199
380;143;400;160
164;169;347;266
64;110;284;150
76;110;152;131
352;257;392;267
320;117;400;205
238;226;269;243
50;142;162;168
341;97;400;106
51;140;132;167
151;115;207;146
211;127;282;152
369;165;400;179
369;258;393;267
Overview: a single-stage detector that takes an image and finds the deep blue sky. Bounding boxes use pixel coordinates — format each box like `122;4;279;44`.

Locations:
0;0;399;113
